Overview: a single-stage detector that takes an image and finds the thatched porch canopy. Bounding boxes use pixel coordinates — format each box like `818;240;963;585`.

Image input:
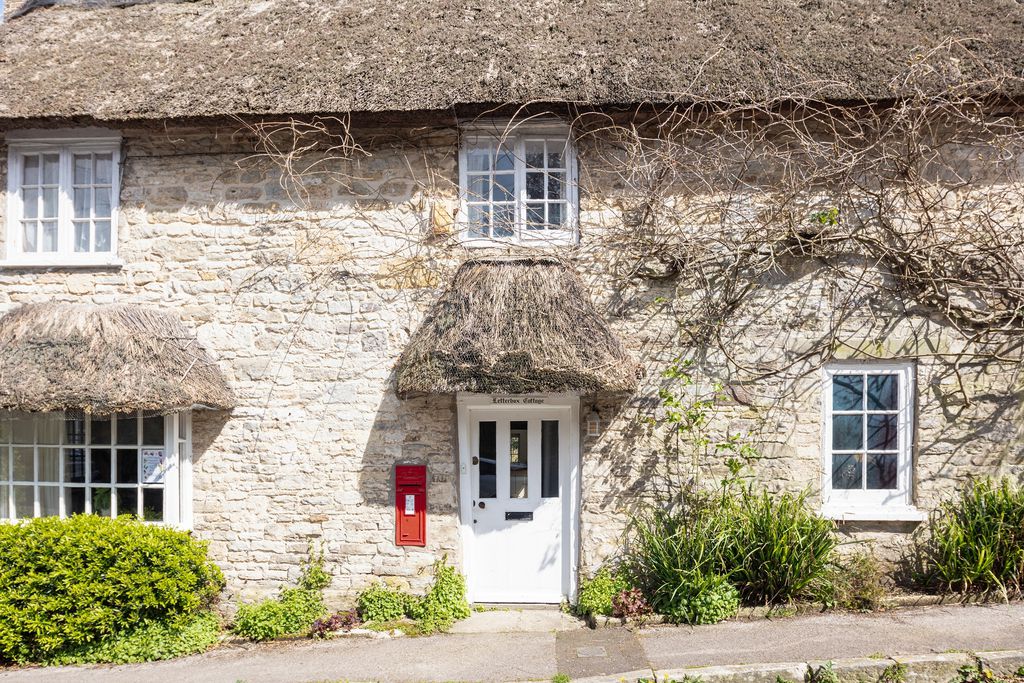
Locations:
0;302;235;414
396;256;639;397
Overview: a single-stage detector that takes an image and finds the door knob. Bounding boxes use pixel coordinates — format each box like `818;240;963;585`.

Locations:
472;456;479;465
478;501;486;509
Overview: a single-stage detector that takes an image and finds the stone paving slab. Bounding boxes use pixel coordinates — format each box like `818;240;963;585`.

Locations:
555;628;649;679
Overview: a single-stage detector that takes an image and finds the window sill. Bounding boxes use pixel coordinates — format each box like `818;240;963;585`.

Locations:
821;505;927;522
0;257;124;270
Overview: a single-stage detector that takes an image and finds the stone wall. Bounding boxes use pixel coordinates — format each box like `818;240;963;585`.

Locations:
0;118;1021;604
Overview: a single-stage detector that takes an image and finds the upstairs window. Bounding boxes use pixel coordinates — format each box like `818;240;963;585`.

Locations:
822;363;922;520
459;124;578;245
5;130;121;266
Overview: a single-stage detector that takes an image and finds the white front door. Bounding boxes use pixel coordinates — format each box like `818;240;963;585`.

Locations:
457;396;579;604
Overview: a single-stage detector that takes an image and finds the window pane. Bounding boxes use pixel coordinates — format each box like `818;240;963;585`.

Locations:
466;147;490;172
38;448;59;482
116;449;139;484
509;420;528;499
143;415;165;444
23;154;40;185
525;141;545;168
143;488;164;522
42;188;58;218
0;448;7;480
832;453;862;489
22;188;39;219
478;420;496;499
547;173;565;200
116;413;138;445
832;375;863;410
64;448;86;483
495;146;514;171
65;415;86;445
832;415;863;450
41;221;59;252
526;203;544;230
867;453;898;490
39;486;59;516
92;488;112;517
13;448;33;481
91;416;112;444
91;449;111;483
37;414;62;444
867;375;899;411
467;205;489;237
493;205;514;238
548;203;563;228
12;414;34;444
0;485;8;518
74;222;90;252
74;154;92;185
117;488;138;517
95;154;113;185
22;222;37;252
13;485;34;518
467;175;489;202
867;414;898;450
493;174;515;202
42;154;59;184
67;487;86;515
541;420;559;498
74;188;91;219
0;416;8;443
95;221;112;252
526;172;544;200
94;187;112;218
547;146;564;169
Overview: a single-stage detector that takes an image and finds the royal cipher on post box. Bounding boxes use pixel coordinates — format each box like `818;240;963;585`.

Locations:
395;464;427;547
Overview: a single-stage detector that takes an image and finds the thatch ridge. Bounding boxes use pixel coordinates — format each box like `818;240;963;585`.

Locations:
1;0;1023;121
0;302;235;414
396;256;639;397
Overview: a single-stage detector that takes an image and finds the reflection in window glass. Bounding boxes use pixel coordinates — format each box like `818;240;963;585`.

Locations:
510;421;528;499
541;420;559;498
478;421;496;499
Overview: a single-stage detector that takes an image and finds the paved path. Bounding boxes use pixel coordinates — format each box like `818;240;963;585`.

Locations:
1;603;1022;683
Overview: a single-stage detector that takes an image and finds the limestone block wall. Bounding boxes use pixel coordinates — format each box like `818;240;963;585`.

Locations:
0;118;1020;604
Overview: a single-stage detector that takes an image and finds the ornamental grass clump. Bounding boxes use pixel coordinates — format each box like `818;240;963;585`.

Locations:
916;477;1024;595
0;515;224;664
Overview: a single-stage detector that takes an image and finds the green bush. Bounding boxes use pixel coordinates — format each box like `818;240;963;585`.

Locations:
818;550;887;611
45;612;221;666
357;582;411;623
0;515;224;664
232;549;330;641
917;478;1024;594
577;566;631;617
660;571;739;625
418;558;471;633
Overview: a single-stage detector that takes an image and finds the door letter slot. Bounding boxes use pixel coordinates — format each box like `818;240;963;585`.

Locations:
505;511;533;521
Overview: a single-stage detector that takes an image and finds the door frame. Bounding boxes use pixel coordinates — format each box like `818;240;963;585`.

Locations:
456;392;581;604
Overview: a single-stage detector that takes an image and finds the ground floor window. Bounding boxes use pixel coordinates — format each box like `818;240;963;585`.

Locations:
0;410;190;524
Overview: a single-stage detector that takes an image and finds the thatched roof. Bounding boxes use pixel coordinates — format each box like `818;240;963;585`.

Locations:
396;256;638;397
0;302;235;414
1;0;1023;121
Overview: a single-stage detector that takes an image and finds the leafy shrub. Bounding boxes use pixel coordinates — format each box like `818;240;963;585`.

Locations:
577;566;630;617
418;558;471;634
723;488;838;604
659;572;739;625
611;587;653;621
232;550;330;641
357;582;411;623
311;609;361;638
916;478;1024;594
819;550;887;611
0;515;224;664
45;612;221;666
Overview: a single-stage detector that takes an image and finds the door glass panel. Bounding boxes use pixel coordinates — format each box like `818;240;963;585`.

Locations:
541;420;559;498
509;421;528;499
478;421;496;499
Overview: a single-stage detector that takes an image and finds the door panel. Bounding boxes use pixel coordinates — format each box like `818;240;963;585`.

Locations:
467;408;569;603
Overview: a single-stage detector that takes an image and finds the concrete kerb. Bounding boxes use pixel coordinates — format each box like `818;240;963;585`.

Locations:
571;650;1024;683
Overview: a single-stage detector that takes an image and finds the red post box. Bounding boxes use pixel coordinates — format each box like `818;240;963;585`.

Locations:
395;464;427;547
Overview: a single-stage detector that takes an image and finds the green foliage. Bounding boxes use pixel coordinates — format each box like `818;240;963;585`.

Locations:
577;566;631;617
45;612;221;666
232;548;330;641
660;572;740;625
552;674;571;683
818;550;887;611
418;558;471;634
916;478;1024;594
807;662;839;683
879;661;908;683
811;207;841;226
357;583;411;623
953;660;1001;683
0;515;224;664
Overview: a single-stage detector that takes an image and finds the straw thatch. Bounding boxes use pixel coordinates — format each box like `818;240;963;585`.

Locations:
0;302;235;414
396;256;639;397
1;0;1023;121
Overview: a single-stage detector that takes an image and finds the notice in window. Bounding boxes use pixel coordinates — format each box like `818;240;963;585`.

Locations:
142;449;166;484
404;494;416;516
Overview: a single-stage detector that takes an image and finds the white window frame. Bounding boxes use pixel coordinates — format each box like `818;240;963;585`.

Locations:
821;362;924;521
458;121;579;247
4;128;122;268
0;410;191;528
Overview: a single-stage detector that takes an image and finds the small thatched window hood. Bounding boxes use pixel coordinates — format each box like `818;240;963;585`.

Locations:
0;303;235;415
396;256;639;397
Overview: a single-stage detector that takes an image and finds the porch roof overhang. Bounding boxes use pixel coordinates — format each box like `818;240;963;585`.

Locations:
0;302;236;415
395;256;640;398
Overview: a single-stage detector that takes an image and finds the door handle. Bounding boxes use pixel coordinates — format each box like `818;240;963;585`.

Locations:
478;501;486;509
472;456;479;465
